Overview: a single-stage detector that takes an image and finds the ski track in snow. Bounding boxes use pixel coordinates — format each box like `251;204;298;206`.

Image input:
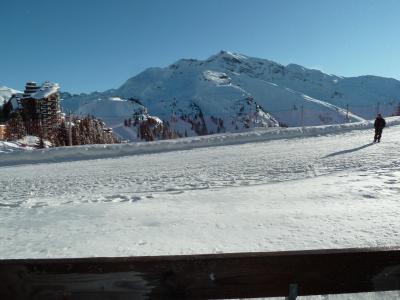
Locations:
1;126;399;208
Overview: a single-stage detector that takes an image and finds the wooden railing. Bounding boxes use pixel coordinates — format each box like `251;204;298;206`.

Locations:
1;247;400;299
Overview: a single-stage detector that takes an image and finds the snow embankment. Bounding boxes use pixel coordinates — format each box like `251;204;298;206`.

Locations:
0;141;35;153
0;136;48;153
1;117;400;167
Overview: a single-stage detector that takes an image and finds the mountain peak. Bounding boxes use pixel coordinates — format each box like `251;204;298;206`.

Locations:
206;50;248;64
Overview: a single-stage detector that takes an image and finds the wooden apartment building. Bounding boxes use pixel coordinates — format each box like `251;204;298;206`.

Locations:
20;81;62;138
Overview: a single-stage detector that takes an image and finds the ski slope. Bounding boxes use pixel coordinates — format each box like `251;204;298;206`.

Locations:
1;122;400;263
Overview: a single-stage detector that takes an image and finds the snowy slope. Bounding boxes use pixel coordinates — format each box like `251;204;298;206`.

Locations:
115;58;363;127
1;122;400;261
63;64;280;141
203;52;400;118
73;97;139;125
0;86;21;105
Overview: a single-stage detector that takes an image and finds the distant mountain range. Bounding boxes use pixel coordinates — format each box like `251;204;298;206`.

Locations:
3;51;400;140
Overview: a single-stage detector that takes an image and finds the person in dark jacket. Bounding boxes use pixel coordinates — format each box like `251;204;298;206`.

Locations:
374;113;386;143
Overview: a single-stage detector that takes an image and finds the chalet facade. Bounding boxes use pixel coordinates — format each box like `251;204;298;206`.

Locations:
19;81;62;138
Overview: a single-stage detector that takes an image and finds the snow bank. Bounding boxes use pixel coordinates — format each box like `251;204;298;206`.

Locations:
1;117;400;167
0;141;35;153
0;136;52;154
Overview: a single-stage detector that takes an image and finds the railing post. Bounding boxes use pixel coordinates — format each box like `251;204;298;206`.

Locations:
287;283;298;300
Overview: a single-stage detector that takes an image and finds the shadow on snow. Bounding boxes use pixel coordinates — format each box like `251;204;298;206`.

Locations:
323;142;374;158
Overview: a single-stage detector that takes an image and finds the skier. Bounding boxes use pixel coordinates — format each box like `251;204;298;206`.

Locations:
373;113;386;143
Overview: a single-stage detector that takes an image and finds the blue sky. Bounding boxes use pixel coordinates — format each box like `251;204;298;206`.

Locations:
1;0;400;93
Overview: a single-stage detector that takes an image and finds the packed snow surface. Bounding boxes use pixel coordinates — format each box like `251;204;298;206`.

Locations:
1;117;400;165
0;136;48;153
1;118;400;266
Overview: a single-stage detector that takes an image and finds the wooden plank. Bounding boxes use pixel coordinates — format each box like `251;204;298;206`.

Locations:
1;247;400;299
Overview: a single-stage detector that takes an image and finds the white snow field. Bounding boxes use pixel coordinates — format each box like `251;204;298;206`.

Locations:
1;120;400;298
2;116;400;163
1;119;400;258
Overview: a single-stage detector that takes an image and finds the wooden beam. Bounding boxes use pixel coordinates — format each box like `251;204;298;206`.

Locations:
1;247;400;299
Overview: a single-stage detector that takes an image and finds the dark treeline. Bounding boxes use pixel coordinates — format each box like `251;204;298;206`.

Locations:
5;112;119;148
125;116;180;141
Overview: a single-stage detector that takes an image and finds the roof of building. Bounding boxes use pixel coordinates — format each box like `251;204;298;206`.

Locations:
24;81;60;100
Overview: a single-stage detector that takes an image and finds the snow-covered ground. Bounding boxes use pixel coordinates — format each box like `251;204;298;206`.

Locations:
2;117;400;166
0;136;51;153
2;120;400;298
1;120;400;260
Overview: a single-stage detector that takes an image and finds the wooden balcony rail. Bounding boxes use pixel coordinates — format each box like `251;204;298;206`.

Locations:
1;247;400;299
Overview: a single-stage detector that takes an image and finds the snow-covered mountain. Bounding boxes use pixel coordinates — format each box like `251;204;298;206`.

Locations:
40;51;400;140
0;86;21;105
